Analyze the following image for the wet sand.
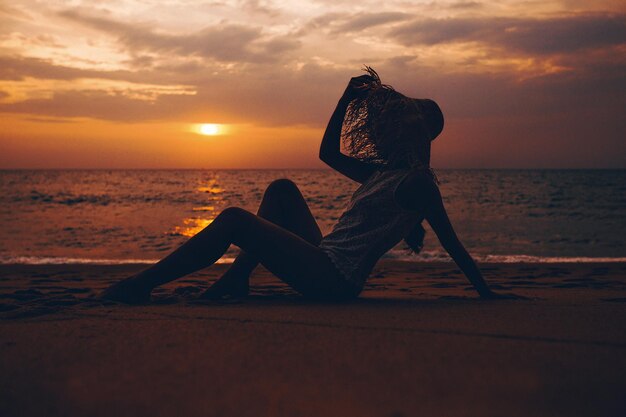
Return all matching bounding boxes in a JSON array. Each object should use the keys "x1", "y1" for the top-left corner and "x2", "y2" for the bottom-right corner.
[{"x1": 1, "y1": 261, "x2": 625, "y2": 417}]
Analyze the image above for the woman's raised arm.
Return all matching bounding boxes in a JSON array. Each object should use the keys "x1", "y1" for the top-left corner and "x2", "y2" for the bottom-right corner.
[{"x1": 319, "y1": 76, "x2": 379, "y2": 184}]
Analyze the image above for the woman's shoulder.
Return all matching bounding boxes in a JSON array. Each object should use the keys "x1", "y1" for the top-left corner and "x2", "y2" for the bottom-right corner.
[{"x1": 393, "y1": 169, "x2": 441, "y2": 212}]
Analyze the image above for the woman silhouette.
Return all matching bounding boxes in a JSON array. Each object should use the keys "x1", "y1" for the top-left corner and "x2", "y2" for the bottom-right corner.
[{"x1": 101, "y1": 67, "x2": 517, "y2": 303}]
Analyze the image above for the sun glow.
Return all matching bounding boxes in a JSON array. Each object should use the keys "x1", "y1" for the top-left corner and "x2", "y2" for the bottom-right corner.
[{"x1": 198, "y1": 123, "x2": 221, "y2": 136}]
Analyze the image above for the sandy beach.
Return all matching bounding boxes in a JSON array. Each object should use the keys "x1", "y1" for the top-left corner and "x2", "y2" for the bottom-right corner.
[{"x1": 1, "y1": 261, "x2": 625, "y2": 417}]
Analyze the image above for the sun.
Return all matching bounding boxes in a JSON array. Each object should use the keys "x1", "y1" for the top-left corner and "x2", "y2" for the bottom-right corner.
[
  {"x1": 199, "y1": 123, "x2": 220, "y2": 135},
  {"x1": 192, "y1": 123, "x2": 230, "y2": 137}
]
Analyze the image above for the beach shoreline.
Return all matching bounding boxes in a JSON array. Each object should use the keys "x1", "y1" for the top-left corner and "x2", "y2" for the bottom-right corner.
[
  {"x1": 1, "y1": 261, "x2": 625, "y2": 416},
  {"x1": 2, "y1": 260, "x2": 625, "y2": 308}
]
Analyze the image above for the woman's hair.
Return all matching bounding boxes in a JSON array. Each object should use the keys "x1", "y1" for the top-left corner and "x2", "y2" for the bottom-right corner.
[{"x1": 341, "y1": 66, "x2": 431, "y2": 169}]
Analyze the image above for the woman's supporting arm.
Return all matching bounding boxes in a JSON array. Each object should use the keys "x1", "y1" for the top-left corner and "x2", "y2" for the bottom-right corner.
[
  {"x1": 319, "y1": 77, "x2": 379, "y2": 184},
  {"x1": 426, "y1": 199, "x2": 494, "y2": 297},
  {"x1": 394, "y1": 172, "x2": 500, "y2": 298}
]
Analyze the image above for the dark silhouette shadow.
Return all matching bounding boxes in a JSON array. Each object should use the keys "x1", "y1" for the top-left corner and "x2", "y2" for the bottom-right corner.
[{"x1": 99, "y1": 67, "x2": 523, "y2": 305}]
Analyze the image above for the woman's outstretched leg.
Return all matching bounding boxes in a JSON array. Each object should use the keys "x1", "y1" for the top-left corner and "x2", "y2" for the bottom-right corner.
[
  {"x1": 100, "y1": 206, "x2": 241, "y2": 303},
  {"x1": 101, "y1": 204, "x2": 353, "y2": 304},
  {"x1": 202, "y1": 178, "x2": 322, "y2": 299}
]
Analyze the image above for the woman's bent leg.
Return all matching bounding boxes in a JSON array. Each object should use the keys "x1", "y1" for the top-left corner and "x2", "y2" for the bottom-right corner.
[
  {"x1": 217, "y1": 207, "x2": 355, "y2": 299},
  {"x1": 203, "y1": 178, "x2": 322, "y2": 298}
]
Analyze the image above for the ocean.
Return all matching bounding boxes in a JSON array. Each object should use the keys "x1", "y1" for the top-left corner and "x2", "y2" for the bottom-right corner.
[{"x1": 1, "y1": 169, "x2": 625, "y2": 264}]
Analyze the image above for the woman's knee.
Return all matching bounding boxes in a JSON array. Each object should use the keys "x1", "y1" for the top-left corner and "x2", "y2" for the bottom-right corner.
[
  {"x1": 265, "y1": 178, "x2": 299, "y2": 197},
  {"x1": 215, "y1": 207, "x2": 253, "y2": 229},
  {"x1": 214, "y1": 206, "x2": 262, "y2": 240}
]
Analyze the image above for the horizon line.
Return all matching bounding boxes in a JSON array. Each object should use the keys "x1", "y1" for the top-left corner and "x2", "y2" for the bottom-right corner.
[{"x1": 1, "y1": 167, "x2": 625, "y2": 171}]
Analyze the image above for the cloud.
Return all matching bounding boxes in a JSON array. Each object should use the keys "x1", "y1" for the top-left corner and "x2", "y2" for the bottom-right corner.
[
  {"x1": 23, "y1": 116, "x2": 77, "y2": 124},
  {"x1": 58, "y1": 9, "x2": 300, "y2": 63},
  {"x1": 448, "y1": 1, "x2": 483, "y2": 9},
  {"x1": 0, "y1": 3, "x2": 31, "y2": 20},
  {"x1": 294, "y1": 12, "x2": 347, "y2": 36},
  {"x1": 332, "y1": 12, "x2": 412, "y2": 33},
  {"x1": 0, "y1": 60, "x2": 349, "y2": 124},
  {"x1": 0, "y1": 55, "x2": 137, "y2": 82},
  {"x1": 389, "y1": 13, "x2": 626, "y2": 54},
  {"x1": 239, "y1": 0, "x2": 282, "y2": 18},
  {"x1": 296, "y1": 11, "x2": 412, "y2": 37},
  {"x1": 0, "y1": 89, "x2": 189, "y2": 122}
]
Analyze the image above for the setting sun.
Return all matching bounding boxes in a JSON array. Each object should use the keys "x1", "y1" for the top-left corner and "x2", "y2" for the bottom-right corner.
[{"x1": 198, "y1": 123, "x2": 221, "y2": 136}]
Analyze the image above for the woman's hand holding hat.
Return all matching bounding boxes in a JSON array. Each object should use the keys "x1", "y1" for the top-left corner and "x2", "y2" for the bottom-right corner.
[{"x1": 341, "y1": 75, "x2": 374, "y2": 102}]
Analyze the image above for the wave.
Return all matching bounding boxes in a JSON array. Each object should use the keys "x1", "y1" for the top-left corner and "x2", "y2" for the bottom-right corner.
[
  {"x1": 1, "y1": 254, "x2": 625, "y2": 265},
  {"x1": 476, "y1": 255, "x2": 626, "y2": 263},
  {"x1": 0, "y1": 256, "x2": 236, "y2": 265},
  {"x1": 390, "y1": 250, "x2": 626, "y2": 263}
]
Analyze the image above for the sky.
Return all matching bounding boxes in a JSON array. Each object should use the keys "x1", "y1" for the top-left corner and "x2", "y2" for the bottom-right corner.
[{"x1": 0, "y1": 0, "x2": 624, "y2": 169}]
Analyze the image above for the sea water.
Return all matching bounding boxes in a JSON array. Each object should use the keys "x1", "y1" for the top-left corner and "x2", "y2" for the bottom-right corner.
[{"x1": 1, "y1": 169, "x2": 625, "y2": 264}]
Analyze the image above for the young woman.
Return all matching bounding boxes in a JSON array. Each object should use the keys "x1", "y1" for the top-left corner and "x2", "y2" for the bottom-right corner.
[{"x1": 101, "y1": 67, "x2": 519, "y2": 303}]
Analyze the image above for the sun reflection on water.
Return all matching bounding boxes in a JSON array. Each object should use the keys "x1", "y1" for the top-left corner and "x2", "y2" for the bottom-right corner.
[
  {"x1": 197, "y1": 179, "x2": 223, "y2": 194},
  {"x1": 171, "y1": 178, "x2": 223, "y2": 237},
  {"x1": 171, "y1": 218, "x2": 215, "y2": 237}
]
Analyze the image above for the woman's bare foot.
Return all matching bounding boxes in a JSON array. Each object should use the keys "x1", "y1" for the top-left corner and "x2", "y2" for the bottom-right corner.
[
  {"x1": 99, "y1": 275, "x2": 153, "y2": 304},
  {"x1": 199, "y1": 271, "x2": 249, "y2": 300}
]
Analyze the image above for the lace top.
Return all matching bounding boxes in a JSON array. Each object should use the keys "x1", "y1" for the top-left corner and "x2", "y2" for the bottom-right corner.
[{"x1": 318, "y1": 168, "x2": 424, "y2": 287}]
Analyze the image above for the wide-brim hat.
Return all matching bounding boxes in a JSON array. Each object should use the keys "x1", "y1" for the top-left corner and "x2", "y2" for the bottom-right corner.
[{"x1": 411, "y1": 98, "x2": 444, "y2": 141}]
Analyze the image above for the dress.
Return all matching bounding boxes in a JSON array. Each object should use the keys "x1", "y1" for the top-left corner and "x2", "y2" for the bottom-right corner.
[{"x1": 318, "y1": 167, "x2": 424, "y2": 288}]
